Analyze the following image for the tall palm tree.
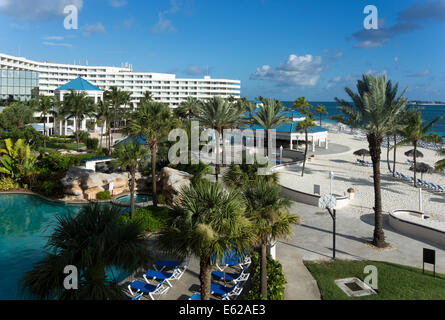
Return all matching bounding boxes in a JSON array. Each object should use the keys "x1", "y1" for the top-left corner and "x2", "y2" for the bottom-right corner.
[
  {"x1": 127, "y1": 101, "x2": 179, "y2": 207},
  {"x1": 240, "y1": 99, "x2": 257, "y2": 127},
  {"x1": 157, "y1": 179, "x2": 253, "y2": 300},
  {"x1": 104, "y1": 87, "x2": 132, "y2": 146},
  {"x1": 293, "y1": 96, "x2": 313, "y2": 115},
  {"x1": 113, "y1": 141, "x2": 149, "y2": 218},
  {"x1": 95, "y1": 99, "x2": 112, "y2": 151},
  {"x1": 195, "y1": 97, "x2": 242, "y2": 182},
  {"x1": 336, "y1": 74, "x2": 408, "y2": 248},
  {"x1": 243, "y1": 180, "x2": 299, "y2": 299},
  {"x1": 395, "y1": 109, "x2": 443, "y2": 187},
  {"x1": 314, "y1": 104, "x2": 328, "y2": 126},
  {"x1": 253, "y1": 98, "x2": 292, "y2": 157},
  {"x1": 140, "y1": 90, "x2": 153, "y2": 104},
  {"x1": 386, "y1": 107, "x2": 410, "y2": 176},
  {"x1": 60, "y1": 90, "x2": 96, "y2": 151},
  {"x1": 21, "y1": 203, "x2": 151, "y2": 300},
  {"x1": 296, "y1": 116, "x2": 316, "y2": 177},
  {"x1": 29, "y1": 95, "x2": 55, "y2": 152}
]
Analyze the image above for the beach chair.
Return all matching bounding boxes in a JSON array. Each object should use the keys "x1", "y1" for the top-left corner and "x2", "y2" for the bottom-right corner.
[
  {"x1": 128, "y1": 280, "x2": 170, "y2": 300},
  {"x1": 143, "y1": 268, "x2": 184, "y2": 287},
  {"x1": 210, "y1": 282, "x2": 242, "y2": 300},
  {"x1": 189, "y1": 293, "x2": 201, "y2": 300},
  {"x1": 212, "y1": 269, "x2": 250, "y2": 283},
  {"x1": 131, "y1": 293, "x2": 144, "y2": 301}
]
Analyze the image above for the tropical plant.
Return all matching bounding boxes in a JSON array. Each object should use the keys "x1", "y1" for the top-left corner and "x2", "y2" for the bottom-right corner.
[
  {"x1": 243, "y1": 180, "x2": 298, "y2": 299},
  {"x1": 157, "y1": 179, "x2": 253, "y2": 300},
  {"x1": 314, "y1": 105, "x2": 328, "y2": 126},
  {"x1": 21, "y1": 203, "x2": 151, "y2": 300},
  {"x1": 113, "y1": 141, "x2": 149, "y2": 218},
  {"x1": 104, "y1": 87, "x2": 132, "y2": 149},
  {"x1": 395, "y1": 109, "x2": 443, "y2": 187},
  {"x1": 120, "y1": 206, "x2": 172, "y2": 233},
  {"x1": 95, "y1": 99, "x2": 112, "y2": 152},
  {"x1": 435, "y1": 149, "x2": 445, "y2": 172},
  {"x1": 385, "y1": 107, "x2": 410, "y2": 176},
  {"x1": 174, "y1": 97, "x2": 201, "y2": 121},
  {"x1": 253, "y1": 98, "x2": 292, "y2": 157},
  {"x1": 127, "y1": 101, "x2": 179, "y2": 207},
  {"x1": 140, "y1": 91, "x2": 154, "y2": 104},
  {"x1": 195, "y1": 97, "x2": 242, "y2": 182},
  {"x1": 30, "y1": 95, "x2": 56, "y2": 152},
  {"x1": 0, "y1": 102, "x2": 35, "y2": 130},
  {"x1": 335, "y1": 74, "x2": 408, "y2": 248},
  {"x1": 0, "y1": 138, "x2": 37, "y2": 185},
  {"x1": 59, "y1": 90, "x2": 96, "y2": 151},
  {"x1": 296, "y1": 116, "x2": 316, "y2": 177}
]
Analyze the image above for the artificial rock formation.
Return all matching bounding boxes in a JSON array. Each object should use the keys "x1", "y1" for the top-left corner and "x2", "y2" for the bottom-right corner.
[
  {"x1": 158, "y1": 167, "x2": 193, "y2": 204},
  {"x1": 60, "y1": 166, "x2": 149, "y2": 201}
]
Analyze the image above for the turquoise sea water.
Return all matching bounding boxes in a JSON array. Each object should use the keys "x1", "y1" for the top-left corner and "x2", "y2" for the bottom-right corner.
[
  {"x1": 282, "y1": 101, "x2": 445, "y2": 138},
  {"x1": 116, "y1": 194, "x2": 153, "y2": 205},
  {"x1": 0, "y1": 194, "x2": 127, "y2": 300}
]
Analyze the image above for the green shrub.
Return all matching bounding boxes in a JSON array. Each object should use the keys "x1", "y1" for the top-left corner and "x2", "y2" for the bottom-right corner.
[
  {"x1": 157, "y1": 194, "x2": 167, "y2": 205},
  {"x1": 0, "y1": 176, "x2": 19, "y2": 191},
  {"x1": 86, "y1": 138, "x2": 99, "y2": 151},
  {"x1": 246, "y1": 251, "x2": 287, "y2": 300},
  {"x1": 37, "y1": 180, "x2": 64, "y2": 198},
  {"x1": 78, "y1": 131, "x2": 90, "y2": 143},
  {"x1": 96, "y1": 190, "x2": 111, "y2": 200},
  {"x1": 120, "y1": 206, "x2": 171, "y2": 232}
]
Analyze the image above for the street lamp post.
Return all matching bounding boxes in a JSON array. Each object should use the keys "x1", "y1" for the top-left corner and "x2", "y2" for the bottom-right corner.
[{"x1": 329, "y1": 171, "x2": 335, "y2": 195}]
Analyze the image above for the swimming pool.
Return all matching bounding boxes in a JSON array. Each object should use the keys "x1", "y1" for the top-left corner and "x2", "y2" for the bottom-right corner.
[
  {"x1": 0, "y1": 194, "x2": 127, "y2": 300},
  {"x1": 115, "y1": 194, "x2": 153, "y2": 206}
]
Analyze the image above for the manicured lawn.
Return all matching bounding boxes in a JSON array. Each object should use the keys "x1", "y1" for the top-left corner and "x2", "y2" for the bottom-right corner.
[{"x1": 304, "y1": 260, "x2": 445, "y2": 300}]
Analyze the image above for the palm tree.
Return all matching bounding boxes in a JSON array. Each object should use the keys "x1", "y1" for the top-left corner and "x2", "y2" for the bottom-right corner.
[
  {"x1": 386, "y1": 107, "x2": 410, "y2": 176},
  {"x1": 253, "y1": 98, "x2": 292, "y2": 157},
  {"x1": 127, "y1": 101, "x2": 179, "y2": 207},
  {"x1": 195, "y1": 97, "x2": 242, "y2": 182},
  {"x1": 30, "y1": 95, "x2": 55, "y2": 152},
  {"x1": 434, "y1": 149, "x2": 445, "y2": 172},
  {"x1": 104, "y1": 87, "x2": 132, "y2": 147},
  {"x1": 175, "y1": 97, "x2": 201, "y2": 122},
  {"x1": 336, "y1": 74, "x2": 408, "y2": 248},
  {"x1": 293, "y1": 96, "x2": 313, "y2": 115},
  {"x1": 21, "y1": 203, "x2": 151, "y2": 300},
  {"x1": 296, "y1": 116, "x2": 316, "y2": 177},
  {"x1": 157, "y1": 179, "x2": 253, "y2": 300},
  {"x1": 395, "y1": 109, "x2": 443, "y2": 187},
  {"x1": 240, "y1": 99, "x2": 257, "y2": 127},
  {"x1": 243, "y1": 179, "x2": 299, "y2": 299},
  {"x1": 113, "y1": 141, "x2": 149, "y2": 218},
  {"x1": 314, "y1": 105, "x2": 328, "y2": 127},
  {"x1": 60, "y1": 90, "x2": 96, "y2": 151},
  {"x1": 140, "y1": 91, "x2": 153, "y2": 104},
  {"x1": 95, "y1": 99, "x2": 112, "y2": 151}
]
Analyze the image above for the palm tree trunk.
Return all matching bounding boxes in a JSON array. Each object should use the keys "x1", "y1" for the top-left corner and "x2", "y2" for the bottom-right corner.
[
  {"x1": 260, "y1": 242, "x2": 268, "y2": 299},
  {"x1": 151, "y1": 144, "x2": 158, "y2": 207},
  {"x1": 368, "y1": 133, "x2": 386, "y2": 248},
  {"x1": 43, "y1": 120, "x2": 47, "y2": 153},
  {"x1": 130, "y1": 169, "x2": 136, "y2": 219},
  {"x1": 413, "y1": 141, "x2": 417, "y2": 187},
  {"x1": 76, "y1": 118, "x2": 80, "y2": 151},
  {"x1": 302, "y1": 130, "x2": 308, "y2": 177},
  {"x1": 199, "y1": 256, "x2": 212, "y2": 300},
  {"x1": 99, "y1": 122, "x2": 104, "y2": 150},
  {"x1": 392, "y1": 134, "x2": 397, "y2": 177},
  {"x1": 386, "y1": 137, "x2": 391, "y2": 172},
  {"x1": 215, "y1": 130, "x2": 220, "y2": 182}
]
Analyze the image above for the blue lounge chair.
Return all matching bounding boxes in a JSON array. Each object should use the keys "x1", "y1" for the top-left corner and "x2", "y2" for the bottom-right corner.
[
  {"x1": 143, "y1": 268, "x2": 185, "y2": 287},
  {"x1": 128, "y1": 280, "x2": 169, "y2": 300},
  {"x1": 210, "y1": 283, "x2": 243, "y2": 300},
  {"x1": 212, "y1": 270, "x2": 250, "y2": 283},
  {"x1": 189, "y1": 293, "x2": 201, "y2": 300}
]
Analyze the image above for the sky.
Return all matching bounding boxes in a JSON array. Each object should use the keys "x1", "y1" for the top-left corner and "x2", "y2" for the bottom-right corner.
[{"x1": 0, "y1": 0, "x2": 444, "y2": 101}]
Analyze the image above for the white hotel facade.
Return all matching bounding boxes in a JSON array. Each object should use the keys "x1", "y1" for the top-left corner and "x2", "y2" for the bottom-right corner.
[{"x1": 0, "y1": 53, "x2": 241, "y2": 135}]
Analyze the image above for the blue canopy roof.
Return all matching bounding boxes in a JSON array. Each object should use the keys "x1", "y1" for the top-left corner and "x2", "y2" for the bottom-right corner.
[
  {"x1": 242, "y1": 122, "x2": 328, "y2": 134},
  {"x1": 56, "y1": 77, "x2": 101, "y2": 91}
]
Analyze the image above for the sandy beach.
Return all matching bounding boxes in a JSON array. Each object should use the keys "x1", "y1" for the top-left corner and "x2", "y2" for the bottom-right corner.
[{"x1": 277, "y1": 124, "x2": 445, "y2": 222}]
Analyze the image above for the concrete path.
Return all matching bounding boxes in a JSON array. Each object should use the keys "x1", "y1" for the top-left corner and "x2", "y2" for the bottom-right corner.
[{"x1": 276, "y1": 241, "x2": 321, "y2": 300}]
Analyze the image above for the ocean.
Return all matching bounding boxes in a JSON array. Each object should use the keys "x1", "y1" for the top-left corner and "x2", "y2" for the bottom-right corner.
[{"x1": 282, "y1": 101, "x2": 445, "y2": 138}]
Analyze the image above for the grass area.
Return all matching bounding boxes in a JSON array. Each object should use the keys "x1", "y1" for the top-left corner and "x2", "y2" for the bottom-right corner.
[
  {"x1": 304, "y1": 259, "x2": 445, "y2": 300},
  {"x1": 45, "y1": 141, "x2": 86, "y2": 152}
]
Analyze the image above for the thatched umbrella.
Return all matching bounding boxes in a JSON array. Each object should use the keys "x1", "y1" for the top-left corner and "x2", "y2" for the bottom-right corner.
[
  {"x1": 354, "y1": 149, "x2": 370, "y2": 160},
  {"x1": 405, "y1": 149, "x2": 424, "y2": 158},
  {"x1": 410, "y1": 162, "x2": 433, "y2": 180}
]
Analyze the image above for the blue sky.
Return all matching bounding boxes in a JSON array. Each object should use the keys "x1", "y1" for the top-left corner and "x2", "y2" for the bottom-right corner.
[{"x1": 0, "y1": 0, "x2": 444, "y2": 101}]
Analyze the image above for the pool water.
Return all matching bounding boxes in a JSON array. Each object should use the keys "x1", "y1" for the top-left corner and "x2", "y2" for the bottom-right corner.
[
  {"x1": 115, "y1": 194, "x2": 153, "y2": 205},
  {"x1": 0, "y1": 194, "x2": 127, "y2": 300}
]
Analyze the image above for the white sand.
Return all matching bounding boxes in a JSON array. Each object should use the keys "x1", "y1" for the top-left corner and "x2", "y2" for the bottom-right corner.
[{"x1": 277, "y1": 125, "x2": 445, "y2": 222}]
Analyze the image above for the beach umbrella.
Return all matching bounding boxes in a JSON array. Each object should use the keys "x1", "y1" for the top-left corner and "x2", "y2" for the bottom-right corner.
[
  {"x1": 354, "y1": 149, "x2": 370, "y2": 160},
  {"x1": 405, "y1": 149, "x2": 424, "y2": 158},
  {"x1": 409, "y1": 162, "x2": 433, "y2": 180}
]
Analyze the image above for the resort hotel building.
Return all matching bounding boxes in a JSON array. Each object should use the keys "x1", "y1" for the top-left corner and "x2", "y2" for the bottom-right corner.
[{"x1": 0, "y1": 52, "x2": 241, "y2": 136}]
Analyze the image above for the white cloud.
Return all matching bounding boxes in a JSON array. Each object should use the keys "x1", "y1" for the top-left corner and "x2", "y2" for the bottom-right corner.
[
  {"x1": 251, "y1": 54, "x2": 323, "y2": 87},
  {"x1": 150, "y1": 0, "x2": 180, "y2": 34},
  {"x1": 109, "y1": 0, "x2": 127, "y2": 8},
  {"x1": 331, "y1": 52, "x2": 344, "y2": 60},
  {"x1": 394, "y1": 56, "x2": 399, "y2": 63},
  {"x1": 42, "y1": 41, "x2": 72, "y2": 47},
  {"x1": 0, "y1": 0, "x2": 83, "y2": 20},
  {"x1": 43, "y1": 36, "x2": 64, "y2": 41},
  {"x1": 408, "y1": 69, "x2": 431, "y2": 77},
  {"x1": 83, "y1": 22, "x2": 106, "y2": 36}
]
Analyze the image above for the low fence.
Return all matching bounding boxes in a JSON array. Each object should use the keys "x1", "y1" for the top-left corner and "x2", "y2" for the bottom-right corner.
[{"x1": 389, "y1": 210, "x2": 445, "y2": 248}]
